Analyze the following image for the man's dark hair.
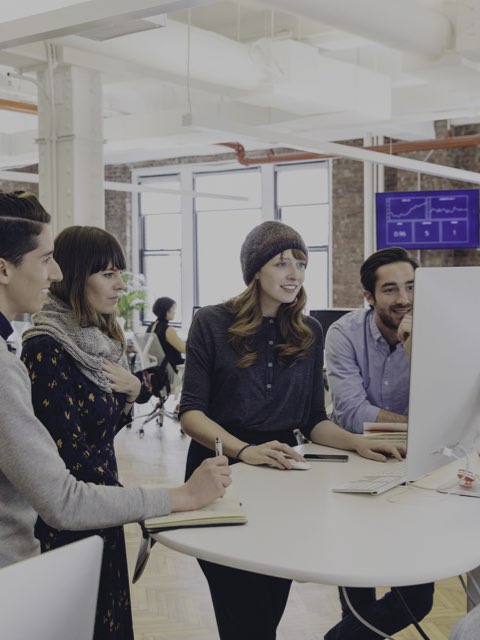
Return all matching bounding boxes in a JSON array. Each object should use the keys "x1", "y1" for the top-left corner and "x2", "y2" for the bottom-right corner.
[
  {"x1": 0, "y1": 191, "x2": 51, "y2": 265},
  {"x1": 360, "y1": 247, "x2": 419, "y2": 296}
]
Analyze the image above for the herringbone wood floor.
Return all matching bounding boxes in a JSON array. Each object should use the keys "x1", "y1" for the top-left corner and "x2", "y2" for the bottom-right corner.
[{"x1": 116, "y1": 398, "x2": 467, "y2": 639}]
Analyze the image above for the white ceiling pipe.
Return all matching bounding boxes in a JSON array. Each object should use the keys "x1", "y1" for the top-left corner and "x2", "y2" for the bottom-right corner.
[
  {"x1": 261, "y1": 0, "x2": 453, "y2": 58},
  {"x1": 0, "y1": 171, "x2": 247, "y2": 200},
  {"x1": 66, "y1": 19, "x2": 264, "y2": 92}
]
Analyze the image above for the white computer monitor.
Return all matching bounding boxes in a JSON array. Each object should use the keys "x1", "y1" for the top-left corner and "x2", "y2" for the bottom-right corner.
[
  {"x1": 0, "y1": 536, "x2": 102, "y2": 640},
  {"x1": 406, "y1": 266, "x2": 480, "y2": 482}
]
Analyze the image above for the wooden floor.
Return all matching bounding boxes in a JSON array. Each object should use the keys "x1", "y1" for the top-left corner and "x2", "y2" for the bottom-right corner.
[{"x1": 116, "y1": 398, "x2": 466, "y2": 640}]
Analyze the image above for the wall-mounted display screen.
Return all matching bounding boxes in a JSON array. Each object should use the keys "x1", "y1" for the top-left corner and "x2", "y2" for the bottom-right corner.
[{"x1": 376, "y1": 189, "x2": 480, "y2": 250}]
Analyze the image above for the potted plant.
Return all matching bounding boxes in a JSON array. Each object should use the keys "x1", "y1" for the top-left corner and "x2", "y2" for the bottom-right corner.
[{"x1": 116, "y1": 271, "x2": 148, "y2": 332}]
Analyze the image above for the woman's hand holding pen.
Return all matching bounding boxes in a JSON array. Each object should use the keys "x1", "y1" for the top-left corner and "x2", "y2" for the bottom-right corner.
[
  {"x1": 170, "y1": 457, "x2": 232, "y2": 512},
  {"x1": 102, "y1": 359, "x2": 141, "y2": 403},
  {"x1": 238, "y1": 440, "x2": 306, "y2": 470}
]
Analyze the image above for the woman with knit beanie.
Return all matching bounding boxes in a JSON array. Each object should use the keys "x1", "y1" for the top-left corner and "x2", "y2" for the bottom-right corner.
[{"x1": 179, "y1": 220, "x2": 406, "y2": 640}]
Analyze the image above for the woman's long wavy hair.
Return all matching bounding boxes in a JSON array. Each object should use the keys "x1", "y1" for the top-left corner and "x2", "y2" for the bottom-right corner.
[
  {"x1": 226, "y1": 249, "x2": 314, "y2": 368},
  {"x1": 50, "y1": 226, "x2": 127, "y2": 348}
]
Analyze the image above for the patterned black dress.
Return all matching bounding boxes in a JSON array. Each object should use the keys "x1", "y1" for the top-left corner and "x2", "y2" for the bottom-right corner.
[{"x1": 22, "y1": 335, "x2": 135, "y2": 640}]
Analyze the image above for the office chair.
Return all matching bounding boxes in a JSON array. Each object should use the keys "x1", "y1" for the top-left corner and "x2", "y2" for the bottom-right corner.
[{"x1": 128, "y1": 333, "x2": 180, "y2": 437}]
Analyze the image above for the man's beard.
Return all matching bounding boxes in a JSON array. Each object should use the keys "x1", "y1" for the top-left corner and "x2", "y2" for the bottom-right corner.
[{"x1": 377, "y1": 308, "x2": 403, "y2": 331}]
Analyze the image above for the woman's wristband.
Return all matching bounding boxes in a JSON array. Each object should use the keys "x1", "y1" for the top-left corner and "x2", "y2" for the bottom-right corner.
[{"x1": 235, "y1": 443, "x2": 254, "y2": 461}]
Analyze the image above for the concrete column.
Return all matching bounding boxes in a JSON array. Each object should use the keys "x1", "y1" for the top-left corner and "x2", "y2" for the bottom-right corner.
[{"x1": 37, "y1": 62, "x2": 104, "y2": 233}]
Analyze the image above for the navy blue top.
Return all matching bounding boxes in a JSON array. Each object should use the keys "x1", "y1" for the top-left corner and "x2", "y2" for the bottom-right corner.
[
  {"x1": 180, "y1": 304, "x2": 327, "y2": 439},
  {"x1": 21, "y1": 334, "x2": 135, "y2": 639}
]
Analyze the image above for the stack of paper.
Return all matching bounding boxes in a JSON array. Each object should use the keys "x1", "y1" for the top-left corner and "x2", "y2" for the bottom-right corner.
[{"x1": 363, "y1": 422, "x2": 407, "y2": 443}]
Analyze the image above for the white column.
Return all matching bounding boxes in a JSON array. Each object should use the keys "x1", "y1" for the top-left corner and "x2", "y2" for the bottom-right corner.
[{"x1": 37, "y1": 62, "x2": 104, "y2": 233}]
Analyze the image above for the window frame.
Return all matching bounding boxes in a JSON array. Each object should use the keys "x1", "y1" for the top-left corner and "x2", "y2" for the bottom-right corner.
[{"x1": 132, "y1": 158, "x2": 332, "y2": 331}]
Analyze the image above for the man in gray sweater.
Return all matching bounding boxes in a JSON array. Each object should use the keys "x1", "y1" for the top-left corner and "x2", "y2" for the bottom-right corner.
[{"x1": 0, "y1": 191, "x2": 231, "y2": 568}]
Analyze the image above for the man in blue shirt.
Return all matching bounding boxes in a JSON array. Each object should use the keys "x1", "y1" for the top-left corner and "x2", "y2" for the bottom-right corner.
[
  {"x1": 325, "y1": 247, "x2": 416, "y2": 434},
  {"x1": 324, "y1": 248, "x2": 434, "y2": 639}
]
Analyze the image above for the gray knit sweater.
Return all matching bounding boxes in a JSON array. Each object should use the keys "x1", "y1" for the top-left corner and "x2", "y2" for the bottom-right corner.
[{"x1": 0, "y1": 336, "x2": 171, "y2": 568}]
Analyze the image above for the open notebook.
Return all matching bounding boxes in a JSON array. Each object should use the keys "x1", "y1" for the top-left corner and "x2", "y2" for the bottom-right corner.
[
  {"x1": 145, "y1": 487, "x2": 247, "y2": 532},
  {"x1": 133, "y1": 488, "x2": 247, "y2": 583}
]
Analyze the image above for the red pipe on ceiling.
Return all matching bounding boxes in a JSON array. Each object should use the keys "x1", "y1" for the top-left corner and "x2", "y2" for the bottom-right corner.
[{"x1": 217, "y1": 133, "x2": 480, "y2": 165}]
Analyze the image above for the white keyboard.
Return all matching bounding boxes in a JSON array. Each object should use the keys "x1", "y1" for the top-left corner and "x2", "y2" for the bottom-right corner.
[{"x1": 332, "y1": 472, "x2": 406, "y2": 495}]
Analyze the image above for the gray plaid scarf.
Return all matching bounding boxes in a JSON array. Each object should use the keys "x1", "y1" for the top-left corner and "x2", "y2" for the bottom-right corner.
[{"x1": 22, "y1": 294, "x2": 128, "y2": 392}]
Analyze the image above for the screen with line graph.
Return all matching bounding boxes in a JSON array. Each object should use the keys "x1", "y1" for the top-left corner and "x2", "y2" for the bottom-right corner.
[{"x1": 375, "y1": 189, "x2": 480, "y2": 250}]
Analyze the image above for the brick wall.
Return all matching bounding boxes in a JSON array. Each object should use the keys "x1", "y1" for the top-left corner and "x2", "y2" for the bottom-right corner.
[
  {"x1": 331, "y1": 152, "x2": 365, "y2": 307},
  {"x1": 0, "y1": 165, "x2": 40, "y2": 198},
  {"x1": 104, "y1": 164, "x2": 133, "y2": 266}
]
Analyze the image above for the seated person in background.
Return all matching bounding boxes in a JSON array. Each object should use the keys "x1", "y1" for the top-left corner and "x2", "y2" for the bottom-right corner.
[
  {"x1": 147, "y1": 296, "x2": 185, "y2": 373},
  {"x1": 324, "y1": 247, "x2": 434, "y2": 640},
  {"x1": 325, "y1": 247, "x2": 417, "y2": 435}
]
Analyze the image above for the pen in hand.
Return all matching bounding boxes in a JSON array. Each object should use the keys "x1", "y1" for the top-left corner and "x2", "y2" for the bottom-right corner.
[{"x1": 215, "y1": 437, "x2": 223, "y2": 457}]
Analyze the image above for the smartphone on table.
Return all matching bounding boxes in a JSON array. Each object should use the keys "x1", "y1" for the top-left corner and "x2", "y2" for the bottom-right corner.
[{"x1": 303, "y1": 453, "x2": 349, "y2": 462}]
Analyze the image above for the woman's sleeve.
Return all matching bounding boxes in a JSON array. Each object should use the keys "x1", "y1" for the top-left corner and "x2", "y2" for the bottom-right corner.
[
  {"x1": 21, "y1": 338, "x2": 120, "y2": 486},
  {"x1": 178, "y1": 314, "x2": 213, "y2": 417},
  {"x1": 300, "y1": 320, "x2": 329, "y2": 439}
]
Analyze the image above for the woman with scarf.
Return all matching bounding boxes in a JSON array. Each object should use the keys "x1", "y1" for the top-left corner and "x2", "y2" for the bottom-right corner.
[{"x1": 22, "y1": 225, "x2": 179, "y2": 640}]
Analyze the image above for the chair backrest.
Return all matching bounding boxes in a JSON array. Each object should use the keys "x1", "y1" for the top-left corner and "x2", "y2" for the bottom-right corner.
[
  {"x1": 132, "y1": 332, "x2": 161, "y2": 369},
  {"x1": 0, "y1": 536, "x2": 102, "y2": 640},
  {"x1": 132, "y1": 332, "x2": 180, "y2": 396}
]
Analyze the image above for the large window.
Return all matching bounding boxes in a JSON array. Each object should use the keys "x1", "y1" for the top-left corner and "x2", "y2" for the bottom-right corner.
[
  {"x1": 276, "y1": 163, "x2": 330, "y2": 310},
  {"x1": 138, "y1": 174, "x2": 183, "y2": 324},
  {"x1": 195, "y1": 169, "x2": 262, "y2": 306},
  {"x1": 135, "y1": 159, "x2": 331, "y2": 328}
]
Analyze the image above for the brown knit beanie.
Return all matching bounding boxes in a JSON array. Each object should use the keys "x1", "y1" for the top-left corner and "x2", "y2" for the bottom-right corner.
[{"x1": 240, "y1": 220, "x2": 308, "y2": 285}]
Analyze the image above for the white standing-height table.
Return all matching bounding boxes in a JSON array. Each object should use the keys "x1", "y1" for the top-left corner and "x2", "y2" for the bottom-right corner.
[{"x1": 153, "y1": 444, "x2": 480, "y2": 587}]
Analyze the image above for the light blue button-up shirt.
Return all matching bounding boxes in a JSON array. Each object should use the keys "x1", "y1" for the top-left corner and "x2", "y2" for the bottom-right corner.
[{"x1": 325, "y1": 309, "x2": 409, "y2": 433}]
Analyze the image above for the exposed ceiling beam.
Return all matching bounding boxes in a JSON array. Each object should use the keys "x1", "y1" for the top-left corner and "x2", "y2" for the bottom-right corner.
[
  {"x1": 0, "y1": 170, "x2": 247, "y2": 201},
  {"x1": 0, "y1": 0, "x2": 215, "y2": 49},
  {"x1": 186, "y1": 115, "x2": 480, "y2": 186}
]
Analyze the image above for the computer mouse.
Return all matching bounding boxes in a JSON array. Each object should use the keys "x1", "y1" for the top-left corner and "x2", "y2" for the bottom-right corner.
[{"x1": 287, "y1": 459, "x2": 311, "y2": 470}]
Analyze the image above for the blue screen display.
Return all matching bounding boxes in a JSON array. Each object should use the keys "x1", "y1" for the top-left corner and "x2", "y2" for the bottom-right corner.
[{"x1": 376, "y1": 189, "x2": 480, "y2": 250}]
